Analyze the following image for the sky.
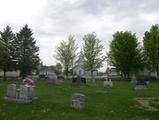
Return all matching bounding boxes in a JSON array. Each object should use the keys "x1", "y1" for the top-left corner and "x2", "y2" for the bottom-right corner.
[{"x1": 0, "y1": 0, "x2": 159, "y2": 71}]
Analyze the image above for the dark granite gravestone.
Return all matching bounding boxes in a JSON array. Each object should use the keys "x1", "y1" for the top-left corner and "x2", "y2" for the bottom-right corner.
[
  {"x1": 72, "y1": 76, "x2": 86, "y2": 86},
  {"x1": 57, "y1": 75, "x2": 65, "y2": 83},
  {"x1": 135, "y1": 75, "x2": 148, "y2": 90}
]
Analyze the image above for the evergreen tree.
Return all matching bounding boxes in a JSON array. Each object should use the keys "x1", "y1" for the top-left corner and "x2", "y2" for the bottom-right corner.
[
  {"x1": 14, "y1": 25, "x2": 40, "y2": 77},
  {"x1": 0, "y1": 26, "x2": 15, "y2": 80}
]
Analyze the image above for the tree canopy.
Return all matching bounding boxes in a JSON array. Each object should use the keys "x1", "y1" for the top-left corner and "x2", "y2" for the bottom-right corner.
[
  {"x1": 108, "y1": 31, "x2": 144, "y2": 79},
  {"x1": 82, "y1": 32, "x2": 105, "y2": 81},
  {"x1": 143, "y1": 24, "x2": 159, "y2": 79},
  {"x1": 13, "y1": 25, "x2": 40, "y2": 77},
  {"x1": 55, "y1": 35, "x2": 78, "y2": 77},
  {"x1": 0, "y1": 26, "x2": 15, "y2": 80}
]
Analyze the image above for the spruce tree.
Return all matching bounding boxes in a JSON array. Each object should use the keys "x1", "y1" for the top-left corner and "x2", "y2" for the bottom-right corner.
[
  {"x1": 14, "y1": 25, "x2": 40, "y2": 77},
  {"x1": 0, "y1": 26, "x2": 15, "y2": 80}
]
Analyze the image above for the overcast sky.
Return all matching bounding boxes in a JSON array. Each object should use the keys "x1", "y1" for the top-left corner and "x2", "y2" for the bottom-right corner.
[{"x1": 0, "y1": 0, "x2": 159, "y2": 71}]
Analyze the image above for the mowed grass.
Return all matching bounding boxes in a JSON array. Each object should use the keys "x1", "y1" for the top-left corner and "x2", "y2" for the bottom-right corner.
[{"x1": 0, "y1": 79, "x2": 159, "y2": 120}]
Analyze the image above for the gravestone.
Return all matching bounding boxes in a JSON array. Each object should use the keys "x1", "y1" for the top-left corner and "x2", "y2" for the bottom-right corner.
[
  {"x1": 28, "y1": 86, "x2": 35, "y2": 99},
  {"x1": 72, "y1": 76, "x2": 86, "y2": 86},
  {"x1": 131, "y1": 74, "x2": 137, "y2": 84},
  {"x1": 104, "y1": 77, "x2": 113, "y2": 88},
  {"x1": 7, "y1": 84, "x2": 16, "y2": 99},
  {"x1": 135, "y1": 75, "x2": 148, "y2": 90},
  {"x1": 6, "y1": 83, "x2": 36, "y2": 103},
  {"x1": 47, "y1": 74, "x2": 57, "y2": 84},
  {"x1": 19, "y1": 85, "x2": 30, "y2": 101},
  {"x1": 57, "y1": 75, "x2": 65, "y2": 83},
  {"x1": 22, "y1": 78, "x2": 34, "y2": 86},
  {"x1": 135, "y1": 81, "x2": 147, "y2": 90},
  {"x1": 71, "y1": 93, "x2": 85, "y2": 110}
]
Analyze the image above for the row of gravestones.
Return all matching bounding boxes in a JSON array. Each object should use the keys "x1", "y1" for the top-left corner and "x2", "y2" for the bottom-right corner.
[
  {"x1": 71, "y1": 75, "x2": 149, "y2": 90},
  {"x1": 70, "y1": 75, "x2": 150, "y2": 110},
  {"x1": 5, "y1": 83, "x2": 85, "y2": 110},
  {"x1": 46, "y1": 74, "x2": 65, "y2": 84},
  {"x1": 45, "y1": 72, "x2": 149, "y2": 91},
  {"x1": 5, "y1": 78, "x2": 36, "y2": 103},
  {"x1": 6, "y1": 84, "x2": 85, "y2": 110},
  {"x1": 46, "y1": 74, "x2": 87, "y2": 86}
]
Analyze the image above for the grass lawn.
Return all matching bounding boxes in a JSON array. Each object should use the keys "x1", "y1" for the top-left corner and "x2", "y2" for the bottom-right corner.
[{"x1": 0, "y1": 80, "x2": 159, "y2": 120}]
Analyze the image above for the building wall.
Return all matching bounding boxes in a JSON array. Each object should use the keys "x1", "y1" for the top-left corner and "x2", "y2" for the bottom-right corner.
[{"x1": 0, "y1": 70, "x2": 20, "y2": 77}]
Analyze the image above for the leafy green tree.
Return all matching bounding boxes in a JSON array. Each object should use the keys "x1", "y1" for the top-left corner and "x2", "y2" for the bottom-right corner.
[
  {"x1": 108, "y1": 31, "x2": 144, "y2": 79},
  {"x1": 143, "y1": 24, "x2": 159, "y2": 80},
  {"x1": 13, "y1": 25, "x2": 40, "y2": 77},
  {"x1": 0, "y1": 26, "x2": 15, "y2": 81},
  {"x1": 82, "y1": 32, "x2": 105, "y2": 82},
  {"x1": 55, "y1": 35, "x2": 78, "y2": 78}
]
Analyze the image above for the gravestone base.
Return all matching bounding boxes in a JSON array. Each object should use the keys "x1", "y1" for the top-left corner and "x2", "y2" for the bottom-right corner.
[
  {"x1": 4, "y1": 97, "x2": 33, "y2": 103},
  {"x1": 135, "y1": 85, "x2": 147, "y2": 90}
]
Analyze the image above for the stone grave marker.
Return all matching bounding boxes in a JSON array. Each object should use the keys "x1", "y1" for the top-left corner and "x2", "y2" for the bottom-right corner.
[
  {"x1": 135, "y1": 75, "x2": 148, "y2": 90},
  {"x1": 47, "y1": 74, "x2": 57, "y2": 84},
  {"x1": 135, "y1": 81, "x2": 147, "y2": 90},
  {"x1": 57, "y1": 75, "x2": 65, "y2": 83},
  {"x1": 7, "y1": 84, "x2": 16, "y2": 99},
  {"x1": 28, "y1": 86, "x2": 36, "y2": 100},
  {"x1": 71, "y1": 93, "x2": 85, "y2": 110},
  {"x1": 131, "y1": 74, "x2": 137, "y2": 84},
  {"x1": 104, "y1": 77, "x2": 113, "y2": 88},
  {"x1": 22, "y1": 78, "x2": 34, "y2": 86},
  {"x1": 19, "y1": 85, "x2": 30, "y2": 101},
  {"x1": 72, "y1": 76, "x2": 86, "y2": 86}
]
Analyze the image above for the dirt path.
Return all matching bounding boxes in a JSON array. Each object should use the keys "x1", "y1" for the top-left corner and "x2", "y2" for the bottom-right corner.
[{"x1": 135, "y1": 97, "x2": 158, "y2": 111}]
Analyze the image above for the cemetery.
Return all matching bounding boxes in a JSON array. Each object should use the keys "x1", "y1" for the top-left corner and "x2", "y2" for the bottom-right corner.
[
  {"x1": 0, "y1": 1, "x2": 159, "y2": 120},
  {"x1": 0, "y1": 78, "x2": 159, "y2": 120}
]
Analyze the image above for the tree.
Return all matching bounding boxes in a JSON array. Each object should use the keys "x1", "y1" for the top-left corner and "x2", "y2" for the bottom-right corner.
[
  {"x1": 82, "y1": 32, "x2": 105, "y2": 82},
  {"x1": 108, "y1": 31, "x2": 144, "y2": 79},
  {"x1": 55, "y1": 35, "x2": 78, "y2": 78},
  {"x1": 143, "y1": 24, "x2": 159, "y2": 80},
  {"x1": 13, "y1": 25, "x2": 40, "y2": 77},
  {"x1": 55, "y1": 63, "x2": 62, "y2": 75},
  {"x1": 0, "y1": 26, "x2": 15, "y2": 81},
  {"x1": 0, "y1": 39, "x2": 7, "y2": 71}
]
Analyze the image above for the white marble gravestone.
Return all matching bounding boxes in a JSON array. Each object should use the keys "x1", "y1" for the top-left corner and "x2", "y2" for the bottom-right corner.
[
  {"x1": 7, "y1": 84, "x2": 16, "y2": 98},
  {"x1": 28, "y1": 86, "x2": 35, "y2": 99},
  {"x1": 19, "y1": 85, "x2": 30, "y2": 101},
  {"x1": 104, "y1": 77, "x2": 113, "y2": 88},
  {"x1": 47, "y1": 74, "x2": 57, "y2": 84}
]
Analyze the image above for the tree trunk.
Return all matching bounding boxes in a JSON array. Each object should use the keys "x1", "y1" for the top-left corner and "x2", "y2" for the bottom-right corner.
[
  {"x1": 156, "y1": 64, "x2": 159, "y2": 81},
  {"x1": 127, "y1": 73, "x2": 130, "y2": 80},
  {"x1": 123, "y1": 72, "x2": 126, "y2": 79},
  {"x1": 91, "y1": 70, "x2": 95, "y2": 83},
  {"x1": 3, "y1": 68, "x2": 6, "y2": 81},
  {"x1": 65, "y1": 66, "x2": 69, "y2": 80}
]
